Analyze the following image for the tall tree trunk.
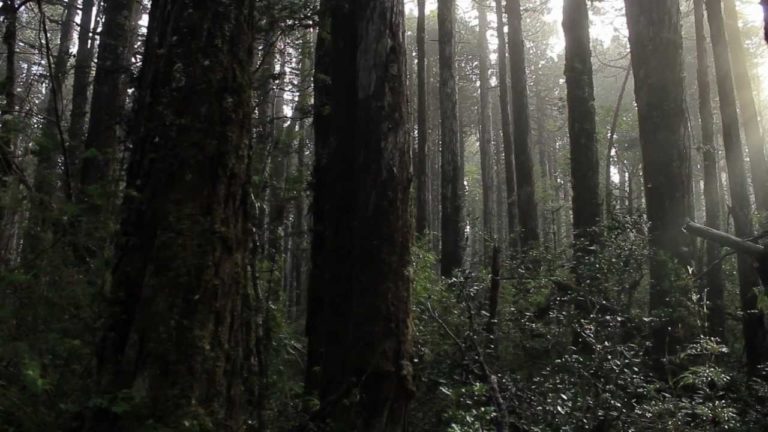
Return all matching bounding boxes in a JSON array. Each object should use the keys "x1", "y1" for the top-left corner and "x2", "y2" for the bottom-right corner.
[
  {"x1": 506, "y1": 0, "x2": 539, "y2": 248},
  {"x1": 694, "y1": 0, "x2": 726, "y2": 341},
  {"x1": 24, "y1": 0, "x2": 78, "y2": 258},
  {"x1": 604, "y1": 65, "x2": 632, "y2": 218},
  {"x1": 80, "y1": 0, "x2": 139, "y2": 205},
  {"x1": 0, "y1": 0, "x2": 18, "y2": 267},
  {"x1": 438, "y1": 0, "x2": 465, "y2": 277},
  {"x1": 563, "y1": 0, "x2": 601, "y2": 263},
  {"x1": 706, "y1": 0, "x2": 768, "y2": 375},
  {"x1": 87, "y1": 1, "x2": 257, "y2": 429},
  {"x1": 416, "y1": 0, "x2": 429, "y2": 237},
  {"x1": 723, "y1": 0, "x2": 768, "y2": 217},
  {"x1": 624, "y1": 0, "x2": 693, "y2": 369},
  {"x1": 306, "y1": 0, "x2": 413, "y2": 429},
  {"x1": 493, "y1": 0, "x2": 518, "y2": 252},
  {"x1": 68, "y1": 0, "x2": 97, "y2": 182},
  {"x1": 477, "y1": 0, "x2": 494, "y2": 264}
]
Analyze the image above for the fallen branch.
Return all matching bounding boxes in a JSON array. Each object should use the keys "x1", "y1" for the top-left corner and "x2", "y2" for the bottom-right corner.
[{"x1": 683, "y1": 221, "x2": 765, "y2": 258}]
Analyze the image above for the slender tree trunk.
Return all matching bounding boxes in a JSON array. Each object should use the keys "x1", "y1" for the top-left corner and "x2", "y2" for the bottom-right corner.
[
  {"x1": 722, "y1": 0, "x2": 768, "y2": 217},
  {"x1": 68, "y1": 0, "x2": 97, "y2": 182},
  {"x1": 604, "y1": 65, "x2": 632, "y2": 219},
  {"x1": 438, "y1": 0, "x2": 465, "y2": 277},
  {"x1": 24, "y1": 0, "x2": 78, "y2": 258},
  {"x1": 624, "y1": 0, "x2": 693, "y2": 369},
  {"x1": 706, "y1": 0, "x2": 768, "y2": 375},
  {"x1": 87, "y1": 1, "x2": 257, "y2": 429},
  {"x1": 477, "y1": 0, "x2": 494, "y2": 264},
  {"x1": 506, "y1": 0, "x2": 539, "y2": 248},
  {"x1": 563, "y1": 0, "x2": 601, "y2": 263},
  {"x1": 694, "y1": 0, "x2": 727, "y2": 341},
  {"x1": 416, "y1": 0, "x2": 429, "y2": 237},
  {"x1": 493, "y1": 0, "x2": 518, "y2": 252},
  {"x1": 306, "y1": 0, "x2": 413, "y2": 429}
]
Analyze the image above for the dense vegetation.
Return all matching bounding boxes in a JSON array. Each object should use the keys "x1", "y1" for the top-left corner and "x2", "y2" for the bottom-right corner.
[{"x1": 2, "y1": 0, "x2": 768, "y2": 430}]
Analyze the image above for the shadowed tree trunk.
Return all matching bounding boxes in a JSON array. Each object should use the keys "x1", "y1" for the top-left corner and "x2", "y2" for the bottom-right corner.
[
  {"x1": 493, "y1": 0, "x2": 518, "y2": 253},
  {"x1": 563, "y1": 0, "x2": 601, "y2": 265},
  {"x1": 0, "y1": 0, "x2": 19, "y2": 266},
  {"x1": 305, "y1": 0, "x2": 414, "y2": 429},
  {"x1": 438, "y1": 0, "x2": 465, "y2": 277},
  {"x1": 86, "y1": 1, "x2": 257, "y2": 429},
  {"x1": 506, "y1": 0, "x2": 539, "y2": 248},
  {"x1": 604, "y1": 65, "x2": 631, "y2": 218},
  {"x1": 624, "y1": 0, "x2": 693, "y2": 369},
  {"x1": 477, "y1": 0, "x2": 494, "y2": 264},
  {"x1": 416, "y1": 0, "x2": 429, "y2": 237},
  {"x1": 706, "y1": 0, "x2": 768, "y2": 375},
  {"x1": 723, "y1": 0, "x2": 768, "y2": 217},
  {"x1": 68, "y1": 0, "x2": 97, "y2": 182},
  {"x1": 694, "y1": 0, "x2": 726, "y2": 341}
]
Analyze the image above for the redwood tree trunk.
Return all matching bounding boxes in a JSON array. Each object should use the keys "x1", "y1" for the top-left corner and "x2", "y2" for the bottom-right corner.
[
  {"x1": 88, "y1": 1, "x2": 257, "y2": 429},
  {"x1": 477, "y1": 0, "x2": 494, "y2": 263},
  {"x1": 706, "y1": 0, "x2": 768, "y2": 375},
  {"x1": 624, "y1": 0, "x2": 693, "y2": 368},
  {"x1": 305, "y1": 0, "x2": 413, "y2": 429},
  {"x1": 563, "y1": 0, "x2": 601, "y2": 262},
  {"x1": 493, "y1": 0, "x2": 519, "y2": 252},
  {"x1": 416, "y1": 0, "x2": 429, "y2": 237},
  {"x1": 506, "y1": 0, "x2": 539, "y2": 248},
  {"x1": 68, "y1": 0, "x2": 97, "y2": 182},
  {"x1": 438, "y1": 0, "x2": 465, "y2": 276},
  {"x1": 694, "y1": 0, "x2": 726, "y2": 340}
]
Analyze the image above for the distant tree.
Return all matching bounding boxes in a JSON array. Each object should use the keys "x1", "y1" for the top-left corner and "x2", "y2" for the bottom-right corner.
[
  {"x1": 305, "y1": 0, "x2": 414, "y2": 429},
  {"x1": 477, "y1": 0, "x2": 494, "y2": 263},
  {"x1": 706, "y1": 0, "x2": 768, "y2": 375},
  {"x1": 416, "y1": 0, "x2": 429, "y2": 237},
  {"x1": 87, "y1": 1, "x2": 257, "y2": 428},
  {"x1": 506, "y1": 0, "x2": 539, "y2": 248},
  {"x1": 693, "y1": 0, "x2": 726, "y2": 340},
  {"x1": 493, "y1": 0, "x2": 518, "y2": 252},
  {"x1": 438, "y1": 0, "x2": 465, "y2": 276},
  {"x1": 68, "y1": 0, "x2": 97, "y2": 179},
  {"x1": 624, "y1": 0, "x2": 693, "y2": 368}
]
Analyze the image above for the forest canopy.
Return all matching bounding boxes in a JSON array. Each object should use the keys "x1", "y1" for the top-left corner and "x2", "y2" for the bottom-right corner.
[{"x1": 2, "y1": 0, "x2": 768, "y2": 431}]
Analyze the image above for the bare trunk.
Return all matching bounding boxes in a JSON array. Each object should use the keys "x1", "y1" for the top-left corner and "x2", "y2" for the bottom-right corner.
[
  {"x1": 477, "y1": 0, "x2": 494, "y2": 264},
  {"x1": 416, "y1": 0, "x2": 429, "y2": 237}
]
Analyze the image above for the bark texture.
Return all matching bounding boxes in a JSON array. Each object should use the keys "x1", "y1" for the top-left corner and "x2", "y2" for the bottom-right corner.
[
  {"x1": 506, "y1": 0, "x2": 539, "y2": 248},
  {"x1": 438, "y1": 0, "x2": 465, "y2": 276},
  {"x1": 88, "y1": 1, "x2": 257, "y2": 429},
  {"x1": 306, "y1": 0, "x2": 414, "y2": 430},
  {"x1": 694, "y1": 0, "x2": 726, "y2": 340},
  {"x1": 706, "y1": 0, "x2": 768, "y2": 374},
  {"x1": 624, "y1": 0, "x2": 693, "y2": 365}
]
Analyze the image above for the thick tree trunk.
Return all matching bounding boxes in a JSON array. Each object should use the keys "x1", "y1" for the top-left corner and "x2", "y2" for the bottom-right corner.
[
  {"x1": 477, "y1": 0, "x2": 494, "y2": 264},
  {"x1": 416, "y1": 0, "x2": 429, "y2": 237},
  {"x1": 694, "y1": 0, "x2": 726, "y2": 341},
  {"x1": 80, "y1": 0, "x2": 139, "y2": 202},
  {"x1": 706, "y1": 0, "x2": 768, "y2": 375},
  {"x1": 624, "y1": 0, "x2": 693, "y2": 368},
  {"x1": 506, "y1": 0, "x2": 539, "y2": 248},
  {"x1": 563, "y1": 0, "x2": 601, "y2": 263},
  {"x1": 438, "y1": 0, "x2": 465, "y2": 277},
  {"x1": 305, "y1": 0, "x2": 413, "y2": 430},
  {"x1": 723, "y1": 0, "x2": 768, "y2": 217},
  {"x1": 87, "y1": 1, "x2": 257, "y2": 429},
  {"x1": 0, "y1": 0, "x2": 18, "y2": 267},
  {"x1": 68, "y1": 0, "x2": 97, "y2": 182},
  {"x1": 493, "y1": 0, "x2": 518, "y2": 252}
]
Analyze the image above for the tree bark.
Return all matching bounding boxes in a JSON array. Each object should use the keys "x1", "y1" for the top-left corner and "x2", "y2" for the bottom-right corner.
[
  {"x1": 604, "y1": 65, "x2": 631, "y2": 218},
  {"x1": 477, "y1": 0, "x2": 494, "y2": 264},
  {"x1": 563, "y1": 0, "x2": 601, "y2": 263},
  {"x1": 416, "y1": 0, "x2": 429, "y2": 237},
  {"x1": 624, "y1": 0, "x2": 693, "y2": 368},
  {"x1": 438, "y1": 0, "x2": 465, "y2": 277},
  {"x1": 493, "y1": 0, "x2": 518, "y2": 253},
  {"x1": 506, "y1": 0, "x2": 539, "y2": 248},
  {"x1": 68, "y1": 0, "x2": 97, "y2": 182},
  {"x1": 0, "y1": 0, "x2": 18, "y2": 267},
  {"x1": 723, "y1": 0, "x2": 768, "y2": 217},
  {"x1": 87, "y1": 1, "x2": 257, "y2": 429},
  {"x1": 706, "y1": 0, "x2": 768, "y2": 375},
  {"x1": 305, "y1": 0, "x2": 414, "y2": 429},
  {"x1": 694, "y1": 0, "x2": 727, "y2": 340}
]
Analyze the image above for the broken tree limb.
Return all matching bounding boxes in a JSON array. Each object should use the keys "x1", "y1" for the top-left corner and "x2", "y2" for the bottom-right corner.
[{"x1": 683, "y1": 220, "x2": 765, "y2": 258}]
